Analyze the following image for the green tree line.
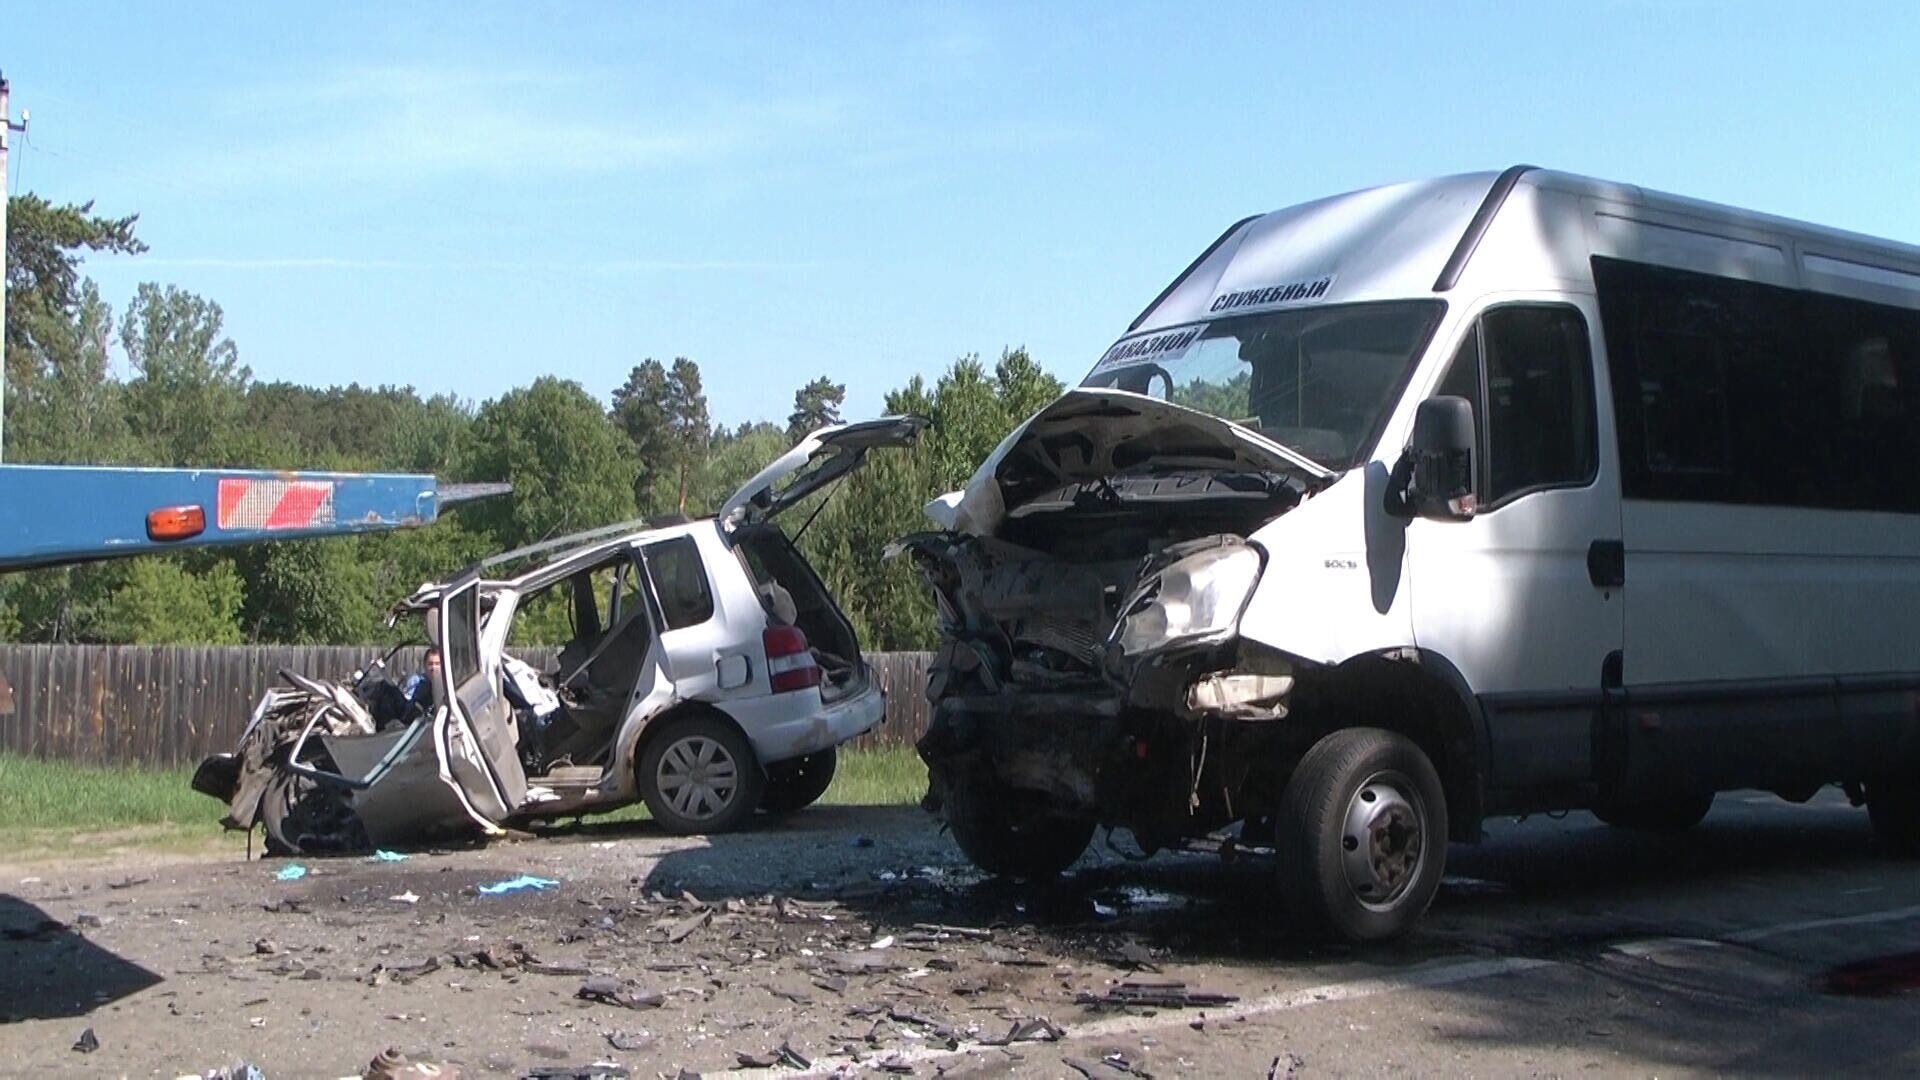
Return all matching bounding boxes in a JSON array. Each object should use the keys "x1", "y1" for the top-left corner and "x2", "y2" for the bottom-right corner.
[{"x1": 0, "y1": 195, "x2": 1065, "y2": 650}]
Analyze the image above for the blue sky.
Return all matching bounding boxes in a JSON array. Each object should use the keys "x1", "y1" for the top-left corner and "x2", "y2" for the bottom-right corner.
[{"x1": 6, "y1": 2, "x2": 1919, "y2": 428}]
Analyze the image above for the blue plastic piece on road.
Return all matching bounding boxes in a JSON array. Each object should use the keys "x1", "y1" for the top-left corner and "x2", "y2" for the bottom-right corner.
[
  {"x1": 478, "y1": 874, "x2": 560, "y2": 896},
  {"x1": 274, "y1": 865, "x2": 308, "y2": 882},
  {"x1": 368, "y1": 849, "x2": 408, "y2": 863}
]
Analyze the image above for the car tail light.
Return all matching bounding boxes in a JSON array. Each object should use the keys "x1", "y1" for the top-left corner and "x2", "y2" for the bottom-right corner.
[{"x1": 763, "y1": 625, "x2": 822, "y2": 694}]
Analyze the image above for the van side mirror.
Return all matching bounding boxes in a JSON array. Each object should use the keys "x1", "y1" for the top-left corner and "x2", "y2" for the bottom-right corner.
[{"x1": 1399, "y1": 396, "x2": 1477, "y2": 521}]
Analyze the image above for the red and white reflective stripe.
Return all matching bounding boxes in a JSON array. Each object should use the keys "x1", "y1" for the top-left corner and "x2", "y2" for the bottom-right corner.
[{"x1": 216, "y1": 478, "x2": 337, "y2": 531}]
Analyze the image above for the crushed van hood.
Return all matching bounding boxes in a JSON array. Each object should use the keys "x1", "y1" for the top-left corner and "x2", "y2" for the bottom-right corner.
[{"x1": 928, "y1": 389, "x2": 1332, "y2": 536}]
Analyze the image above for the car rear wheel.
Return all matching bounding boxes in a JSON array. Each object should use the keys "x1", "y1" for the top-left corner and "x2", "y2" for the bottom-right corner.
[
  {"x1": 761, "y1": 748, "x2": 838, "y2": 815},
  {"x1": 1868, "y1": 780, "x2": 1920, "y2": 857},
  {"x1": 1591, "y1": 789, "x2": 1714, "y2": 831},
  {"x1": 945, "y1": 779, "x2": 1093, "y2": 879},
  {"x1": 639, "y1": 714, "x2": 765, "y2": 835},
  {"x1": 1277, "y1": 728, "x2": 1448, "y2": 942}
]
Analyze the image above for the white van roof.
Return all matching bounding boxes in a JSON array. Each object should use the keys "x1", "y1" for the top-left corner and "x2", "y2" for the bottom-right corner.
[{"x1": 1127, "y1": 167, "x2": 1920, "y2": 335}]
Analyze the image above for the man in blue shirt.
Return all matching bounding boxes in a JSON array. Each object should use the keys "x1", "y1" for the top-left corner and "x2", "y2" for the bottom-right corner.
[{"x1": 400, "y1": 647, "x2": 441, "y2": 714}]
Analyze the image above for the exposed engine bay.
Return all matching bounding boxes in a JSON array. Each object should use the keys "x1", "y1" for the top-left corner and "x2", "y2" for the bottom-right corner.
[{"x1": 896, "y1": 390, "x2": 1331, "y2": 863}]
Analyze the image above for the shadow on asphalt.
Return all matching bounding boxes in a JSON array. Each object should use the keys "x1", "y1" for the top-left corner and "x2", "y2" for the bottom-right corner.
[
  {"x1": 0, "y1": 894, "x2": 161, "y2": 1022},
  {"x1": 618, "y1": 794, "x2": 1895, "y2": 977}
]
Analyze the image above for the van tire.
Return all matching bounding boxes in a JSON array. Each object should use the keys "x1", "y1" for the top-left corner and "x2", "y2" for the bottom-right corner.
[
  {"x1": 638, "y1": 714, "x2": 765, "y2": 835},
  {"x1": 1868, "y1": 782, "x2": 1920, "y2": 857},
  {"x1": 1591, "y1": 789, "x2": 1714, "y2": 831},
  {"x1": 1277, "y1": 728, "x2": 1448, "y2": 942},
  {"x1": 761, "y1": 749, "x2": 837, "y2": 815},
  {"x1": 946, "y1": 781, "x2": 1093, "y2": 879}
]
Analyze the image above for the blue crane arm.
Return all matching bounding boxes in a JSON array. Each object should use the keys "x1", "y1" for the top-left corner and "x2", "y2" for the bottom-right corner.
[{"x1": 0, "y1": 463, "x2": 508, "y2": 572}]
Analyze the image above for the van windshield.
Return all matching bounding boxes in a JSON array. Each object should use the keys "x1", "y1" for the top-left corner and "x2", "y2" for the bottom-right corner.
[{"x1": 1081, "y1": 301, "x2": 1446, "y2": 470}]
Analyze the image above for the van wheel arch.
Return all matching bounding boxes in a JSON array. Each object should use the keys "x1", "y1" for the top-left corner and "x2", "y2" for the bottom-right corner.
[{"x1": 1287, "y1": 649, "x2": 1488, "y2": 844}]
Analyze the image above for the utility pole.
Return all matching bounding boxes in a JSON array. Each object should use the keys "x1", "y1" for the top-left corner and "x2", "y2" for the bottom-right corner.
[{"x1": 0, "y1": 70, "x2": 24, "y2": 462}]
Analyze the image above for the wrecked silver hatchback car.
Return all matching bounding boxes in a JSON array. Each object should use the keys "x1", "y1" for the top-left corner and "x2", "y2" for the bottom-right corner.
[{"x1": 193, "y1": 418, "x2": 924, "y2": 854}]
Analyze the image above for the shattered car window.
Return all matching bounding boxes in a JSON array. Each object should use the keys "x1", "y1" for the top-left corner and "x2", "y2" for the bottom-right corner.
[
  {"x1": 645, "y1": 537, "x2": 715, "y2": 630},
  {"x1": 1083, "y1": 301, "x2": 1446, "y2": 469},
  {"x1": 445, "y1": 586, "x2": 481, "y2": 691}
]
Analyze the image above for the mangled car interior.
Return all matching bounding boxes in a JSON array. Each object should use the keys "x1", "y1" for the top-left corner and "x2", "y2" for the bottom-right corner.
[{"x1": 194, "y1": 418, "x2": 922, "y2": 855}]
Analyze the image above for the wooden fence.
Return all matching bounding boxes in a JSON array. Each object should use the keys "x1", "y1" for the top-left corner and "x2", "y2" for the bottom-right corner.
[{"x1": 0, "y1": 645, "x2": 932, "y2": 768}]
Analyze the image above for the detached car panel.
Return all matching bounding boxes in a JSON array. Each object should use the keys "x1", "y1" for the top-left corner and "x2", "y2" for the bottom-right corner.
[{"x1": 196, "y1": 418, "x2": 924, "y2": 854}]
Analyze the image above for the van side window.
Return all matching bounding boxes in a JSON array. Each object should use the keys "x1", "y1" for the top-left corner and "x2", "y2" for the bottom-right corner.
[
  {"x1": 1593, "y1": 257, "x2": 1827, "y2": 506},
  {"x1": 643, "y1": 537, "x2": 715, "y2": 630},
  {"x1": 1804, "y1": 293, "x2": 1920, "y2": 513},
  {"x1": 1479, "y1": 306, "x2": 1598, "y2": 506}
]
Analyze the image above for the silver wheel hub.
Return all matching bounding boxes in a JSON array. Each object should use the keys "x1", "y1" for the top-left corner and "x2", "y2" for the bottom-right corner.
[
  {"x1": 1339, "y1": 772, "x2": 1425, "y2": 910},
  {"x1": 656, "y1": 736, "x2": 739, "y2": 821}
]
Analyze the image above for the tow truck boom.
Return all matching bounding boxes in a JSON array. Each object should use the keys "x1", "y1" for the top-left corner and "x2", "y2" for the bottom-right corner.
[{"x1": 0, "y1": 464, "x2": 508, "y2": 572}]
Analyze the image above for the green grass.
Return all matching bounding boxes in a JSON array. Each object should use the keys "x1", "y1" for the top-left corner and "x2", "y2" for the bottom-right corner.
[
  {"x1": 823, "y1": 745, "x2": 928, "y2": 806},
  {"x1": 0, "y1": 746, "x2": 927, "y2": 854},
  {"x1": 0, "y1": 754, "x2": 215, "y2": 832},
  {"x1": 0, "y1": 754, "x2": 233, "y2": 862}
]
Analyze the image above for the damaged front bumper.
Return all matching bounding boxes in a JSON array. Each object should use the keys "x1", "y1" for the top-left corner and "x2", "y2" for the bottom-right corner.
[{"x1": 902, "y1": 530, "x2": 1302, "y2": 853}]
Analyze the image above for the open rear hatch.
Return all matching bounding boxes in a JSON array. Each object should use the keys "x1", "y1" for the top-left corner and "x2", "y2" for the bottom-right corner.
[{"x1": 719, "y1": 415, "x2": 928, "y2": 702}]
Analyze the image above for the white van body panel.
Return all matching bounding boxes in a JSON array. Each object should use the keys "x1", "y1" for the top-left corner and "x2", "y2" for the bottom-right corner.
[{"x1": 1238, "y1": 468, "x2": 1415, "y2": 665}]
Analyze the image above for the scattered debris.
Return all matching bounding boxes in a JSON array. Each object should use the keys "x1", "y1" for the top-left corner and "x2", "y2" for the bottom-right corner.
[
  {"x1": 107, "y1": 875, "x2": 151, "y2": 890},
  {"x1": 195, "y1": 1063, "x2": 266, "y2": 1080},
  {"x1": 605, "y1": 1030, "x2": 654, "y2": 1052},
  {"x1": 811, "y1": 975, "x2": 849, "y2": 995},
  {"x1": 73, "y1": 912, "x2": 105, "y2": 929},
  {"x1": 851, "y1": 834, "x2": 875, "y2": 848},
  {"x1": 870, "y1": 934, "x2": 896, "y2": 950},
  {"x1": 1076, "y1": 982, "x2": 1239, "y2": 1009},
  {"x1": 1266, "y1": 1052, "x2": 1305, "y2": 1078},
  {"x1": 363, "y1": 1046, "x2": 463, "y2": 1078},
  {"x1": 1108, "y1": 940, "x2": 1159, "y2": 972},
  {"x1": 391, "y1": 891, "x2": 421, "y2": 905},
  {"x1": 273, "y1": 865, "x2": 308, "y2": 882},
  {"x1": 71, "y1": 1027, "x2": 99, "y2": 1054},
  {"x1": 576, "y1": 975, "x2": 665, "y2": 1010},
  {"x1": 478, "y1": 875, "x2": 560, "y2": 896},
  {"x1": 368, "y1": 850, "x2": 410, "y2": 863},
  {"x1": 253, "y1": 938, "x2": 282, "y2": 956},
  {"x1": 736, "y1": 1039, "x2": 811, "y2": 1070},
  {"x1": 522, "y1": 1065, "x2": 628, "y2": 1079},
  {"x1": 663, "y1": 910, "x2": 709, "y2": 943},
  {"x1": 262, "y1": 898, "x2": 309, "y2": 915},
  {"x1": 978, "y1": 1017, "x2": 1065, "y2": 1046},
  {"x1": 978, "y1": 945, "x2": 1045, "y2": 967}
]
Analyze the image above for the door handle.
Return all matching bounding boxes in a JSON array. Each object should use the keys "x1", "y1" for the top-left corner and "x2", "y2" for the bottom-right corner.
[{"x1": 1587, "y1": 540, "x2": 1625, "y2": 589}]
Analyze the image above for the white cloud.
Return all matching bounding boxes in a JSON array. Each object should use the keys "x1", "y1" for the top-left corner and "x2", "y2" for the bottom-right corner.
[{"x1": 170, "y1": 63, "x2": 850, "y2": 190}]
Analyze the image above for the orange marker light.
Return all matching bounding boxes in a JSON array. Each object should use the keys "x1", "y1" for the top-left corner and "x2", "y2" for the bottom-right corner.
[{"x1": 147, "y1": 505, "x2": 207, "y2": 542}]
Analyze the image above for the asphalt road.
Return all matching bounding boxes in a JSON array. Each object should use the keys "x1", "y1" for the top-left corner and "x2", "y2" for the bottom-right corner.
[{"x1": 3, "y1": 787, "x2": 1916, "y2": 1077}]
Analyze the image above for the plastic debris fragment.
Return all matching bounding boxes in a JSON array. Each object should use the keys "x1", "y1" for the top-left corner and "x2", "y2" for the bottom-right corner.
[{"x1": 478, "y1": 874, "x2": 560, "y2": 895}]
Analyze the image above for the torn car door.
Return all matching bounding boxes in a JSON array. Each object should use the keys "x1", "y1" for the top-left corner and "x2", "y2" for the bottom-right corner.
[{"x1": 434, "y1": 572, "x2": 530, "y2": 823}]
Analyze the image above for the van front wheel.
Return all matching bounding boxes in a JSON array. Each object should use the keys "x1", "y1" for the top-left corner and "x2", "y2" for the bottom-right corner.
[
  {"x1": 945, "y1": 780, "x2": 1093, "y2": 879},
  {"x1": 1278, "y1": 728, "x2": 1448, "y2": 942}
]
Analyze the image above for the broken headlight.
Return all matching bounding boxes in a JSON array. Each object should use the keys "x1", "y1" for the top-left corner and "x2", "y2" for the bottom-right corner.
[{"x1": 1111, "y1": 543, "x2": 1262, "y2": 655}]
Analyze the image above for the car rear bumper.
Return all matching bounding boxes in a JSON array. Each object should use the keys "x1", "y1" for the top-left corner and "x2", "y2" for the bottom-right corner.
[{"x1": 741, "y1": 665, "x2": 886, "y2": 764}]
